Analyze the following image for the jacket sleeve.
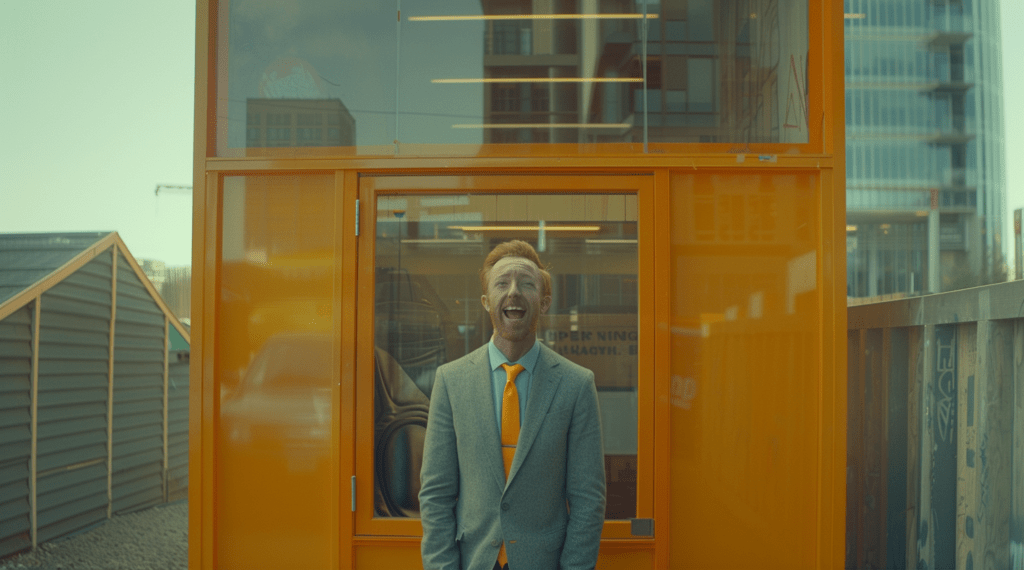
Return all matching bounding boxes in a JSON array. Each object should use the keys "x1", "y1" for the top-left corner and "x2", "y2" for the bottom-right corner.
[
  {"x1": 418, "y1": 367, "x2": 461, "y2": 570},
  {"x1": 560, "y1": 371, "x2": 607, "y2": 570}
]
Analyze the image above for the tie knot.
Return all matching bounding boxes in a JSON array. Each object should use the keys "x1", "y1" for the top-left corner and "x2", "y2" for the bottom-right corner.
[{"x1": 501, "y1": 363, "x2": 525, "y2": 381}]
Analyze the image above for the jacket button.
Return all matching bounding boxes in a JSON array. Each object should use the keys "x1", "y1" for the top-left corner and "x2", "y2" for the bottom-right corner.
[
  {"x1": 491, "y1": 539, "x2": 499, "y2": 547},
  {"x1": 501, "y1": 503, "x2": 510, "y2": 511}
]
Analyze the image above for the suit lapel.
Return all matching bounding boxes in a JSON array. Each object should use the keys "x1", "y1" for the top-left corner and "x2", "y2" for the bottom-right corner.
[
  {"x1": 462, "y1": 346, "x2": 507, "y2": 491},
  {"x1": 506, "y1": 345, "x2": 561, "y2": 485}
]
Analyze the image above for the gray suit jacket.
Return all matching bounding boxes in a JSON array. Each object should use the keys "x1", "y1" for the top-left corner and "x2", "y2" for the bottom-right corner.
[{"x1": 419, "y1": 343, "x2": 606, "y2": 570}]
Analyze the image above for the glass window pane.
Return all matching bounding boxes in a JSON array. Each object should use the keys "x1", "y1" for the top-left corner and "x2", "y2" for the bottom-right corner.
[
  {"x1": 372, "y1": 193, "x2": 639, "y2": 520},
  {"x1": 217, "y1": 175, "x2": 335, "y2": 568},
  {"x1": 216, "y1": 1, "x2": 396, "y2": 155},
  {"x1": 215, "y1": 0, "x2": 811, "y2": 155},
  {"x1": 669, "y1": 171, "x2": 821, "y2": 563}
]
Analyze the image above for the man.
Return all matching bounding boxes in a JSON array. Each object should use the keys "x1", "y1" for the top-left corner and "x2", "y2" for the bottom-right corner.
[{"x1": 419, "y1": 240, "x2": 606, "y2": 570}]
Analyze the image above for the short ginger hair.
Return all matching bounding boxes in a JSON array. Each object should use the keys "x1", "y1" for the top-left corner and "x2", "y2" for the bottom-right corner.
[{"x1": 479, "y1": 240, "x2": 552, "y2": 298}]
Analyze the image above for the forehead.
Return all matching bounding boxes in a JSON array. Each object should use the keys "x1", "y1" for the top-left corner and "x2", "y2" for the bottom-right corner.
[{"x1": 488, "y1": 256, "x2": 540, "y2": 281}]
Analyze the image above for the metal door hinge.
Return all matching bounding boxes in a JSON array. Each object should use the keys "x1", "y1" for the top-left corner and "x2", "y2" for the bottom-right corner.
[
  {"x1": 351, "y1": 476, "x2": 356, "y2": 511},
  {"x1": 355, "y1": 200, "x2": 360, "y2": 236}
]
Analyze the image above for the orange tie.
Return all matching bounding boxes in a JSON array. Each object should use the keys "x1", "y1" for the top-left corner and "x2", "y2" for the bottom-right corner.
[{"x1": 497, "y1": 362, "x2": 524, "y2": 566}]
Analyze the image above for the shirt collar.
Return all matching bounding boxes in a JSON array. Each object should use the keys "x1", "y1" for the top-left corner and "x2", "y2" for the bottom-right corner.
[{"x1": 488, "y1": 337, "x2": 541, "y2": 374}]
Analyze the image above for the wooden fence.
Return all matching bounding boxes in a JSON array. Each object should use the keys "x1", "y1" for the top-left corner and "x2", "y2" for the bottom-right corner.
[{"x1": 848, "y1": 281, "x2": 1024, "y2": 569}]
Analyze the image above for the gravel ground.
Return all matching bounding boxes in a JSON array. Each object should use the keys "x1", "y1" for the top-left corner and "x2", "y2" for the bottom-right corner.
[{"x1": 0, "y1": 501, "x2": 187, "y2": 570}]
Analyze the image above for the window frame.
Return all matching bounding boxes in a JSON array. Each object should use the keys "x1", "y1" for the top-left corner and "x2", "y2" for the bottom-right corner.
[{"x1": 352, "y1": 173, "x2": 658, "y2": 542}]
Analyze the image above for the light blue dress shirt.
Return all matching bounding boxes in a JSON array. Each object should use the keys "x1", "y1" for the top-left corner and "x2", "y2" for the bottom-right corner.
[{"x1": 487, "y1": 338, "x2": 541, "y2": 432}]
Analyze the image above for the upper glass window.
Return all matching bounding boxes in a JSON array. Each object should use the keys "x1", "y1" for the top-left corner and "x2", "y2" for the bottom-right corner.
[{"x1": 216, "y1": 0, "x2": 809, "y2": 156}]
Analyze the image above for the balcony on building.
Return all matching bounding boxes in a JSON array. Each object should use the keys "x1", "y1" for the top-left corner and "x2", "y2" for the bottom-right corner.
[
  {"x1": 920, "y1": 60, "x2": 974, "y2": 93},
  {"x1": 926, "y1": 113, "x2": 974, "y2": 145}
]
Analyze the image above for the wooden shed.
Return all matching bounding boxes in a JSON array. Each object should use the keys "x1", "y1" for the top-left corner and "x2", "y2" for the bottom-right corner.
[{"x1": 0, "y1": 232, "x2": 189, "y2": 559}]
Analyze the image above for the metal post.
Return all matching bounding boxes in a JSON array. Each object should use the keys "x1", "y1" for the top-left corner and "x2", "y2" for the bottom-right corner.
[
  {"x1": 928, "y1": 189, "x2": 940, "y2": 293},
  {"x1": 549, "y1": 66, "x2": 556, "y2": 144},
  {"x1": 868, "y1": 241, "x2": 878, "y2": 298},
  {"x1": 107, "y1": 248, "x2": 118, "y2": 518},
  {"x1": 163, "y1": 316, "x2": 170, "y2": 502},
  {"x1": 917, "y1": 324, "x2": 937, "y2": 567},
  {"x1": 394, "y1": 0, "x2": 401, "y2": 154},
  {"x1": 1014, "y1": 209, "x2": 1021, "y2": 280},
  {"x1": 29, "y1": 297, "x2": 41, "y2": 549},
  {"x1": 641, "y1": 0, "x2": 648, "y2": 153}
]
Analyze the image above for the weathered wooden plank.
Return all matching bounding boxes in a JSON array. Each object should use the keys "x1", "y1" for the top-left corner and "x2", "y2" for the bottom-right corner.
[
  {"x1": 931, "y1": 324, "x2": 958, "y2": 570},
  {"x1": 885, "y1": 327, "x2": 908, "y2": 570},
  {"x1": 917, "y1": 324, "x2": 936, "y2": 570},
  {"x1": 979, "y1": 321, "x2": 1012, "y2": 569},
  {"x1": 849, "y1": 281, "x2": 1024, "y2": 330},
  {"x1": 957, "y1": 323, "x2": 978, "y2": 570},
  {"x1": 905, "y1": 327, "x2": 924, "y2": 570},
  {"x1": 864, "y1": 328, "x2": 885, "y2": 568},
  {"x1": 846, "y1": 330, "x2": 863, "y2": 569}
]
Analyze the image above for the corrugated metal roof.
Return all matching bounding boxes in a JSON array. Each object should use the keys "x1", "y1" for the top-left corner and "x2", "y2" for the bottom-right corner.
[
  {"x1": 0, "y1": 232, "x2": 189, "y2": 345},
  {"x1": 0, "y1": 233, "x2": 113, "y2": 306}
]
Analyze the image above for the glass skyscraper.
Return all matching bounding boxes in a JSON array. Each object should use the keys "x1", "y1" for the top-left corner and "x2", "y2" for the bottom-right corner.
[{"x1": 845, "y1": 0, "x2": 1005, "y2": 298}]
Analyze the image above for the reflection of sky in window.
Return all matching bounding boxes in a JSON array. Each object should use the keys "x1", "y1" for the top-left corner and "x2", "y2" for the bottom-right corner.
[
  {"x1": 223, "y1": 0, "x2": 811, "y2": 150},
  {"x1": 399, "y1": 9, "x2": 485, "y2": 145},
  {"x1": 226, "y1": 0, "x2": 485, "y2": 148}
]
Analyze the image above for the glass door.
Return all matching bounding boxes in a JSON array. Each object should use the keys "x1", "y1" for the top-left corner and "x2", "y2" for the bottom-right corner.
[{"x1": 354, "y1": 174, "x2": 654, "y2": 544}]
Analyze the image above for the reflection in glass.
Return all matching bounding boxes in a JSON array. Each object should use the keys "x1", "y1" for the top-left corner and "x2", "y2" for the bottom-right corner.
[
  {"x1": 669, "y1": 172, "x2": 821, "y2": 565},
  {"x1": 219, "y1": 1, "x2": 397, "y2": 154},
  {"x1": 373, "y1": 194, "x2": 639, "y2": 519},
  {"x1": 218, "y1": 0, "x2": 810, "y2": 155},
  {"x1": 216, "y1": 175, "x2": 334, "y2": 568}
]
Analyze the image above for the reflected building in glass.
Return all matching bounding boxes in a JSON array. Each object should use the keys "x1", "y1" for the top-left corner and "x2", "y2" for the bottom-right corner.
[
  {"x1": 476, "y1": 0, "x2": 810, "y2": 144},
  {"x1": 246, "y1": 98, "x2": 355, "y2": 148},
  {"x1": 218, "y1": 0, "x2": 811, "y2": 152},
  {"x1": 844, "y1": 0, "x2": 1005, "y2": 299}
]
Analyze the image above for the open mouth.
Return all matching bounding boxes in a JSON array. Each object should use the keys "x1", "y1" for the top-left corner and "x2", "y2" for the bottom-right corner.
[{"x1": 503, "y1": 306, "x2": 526, "y2": 320}]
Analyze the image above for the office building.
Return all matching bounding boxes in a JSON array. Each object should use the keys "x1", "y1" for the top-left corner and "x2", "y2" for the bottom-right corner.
[
  {"x1": 246, "y1": 98, "x2": 356, "y2": 148},
  {"x1": 844, "y1": 0, "x2": 1005, "y2": 298}
]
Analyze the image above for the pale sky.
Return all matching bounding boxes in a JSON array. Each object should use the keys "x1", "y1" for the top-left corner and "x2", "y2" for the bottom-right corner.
[
  {"x1": 1, "y1": 1, "x2": 195, "y2": 266},
  {"x1": 1, "y1": 1, "x2": 1023, "y2": 270}
]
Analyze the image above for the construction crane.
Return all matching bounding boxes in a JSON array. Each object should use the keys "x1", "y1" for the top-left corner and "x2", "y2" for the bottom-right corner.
[{"x1": 154, "y1": 184, "x2": 192, "y2": 197}]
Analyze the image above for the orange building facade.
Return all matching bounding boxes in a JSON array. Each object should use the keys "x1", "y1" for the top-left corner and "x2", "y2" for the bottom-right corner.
[{"x1": 190, "y1": 1, "x2": 847, "y2": 568}]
